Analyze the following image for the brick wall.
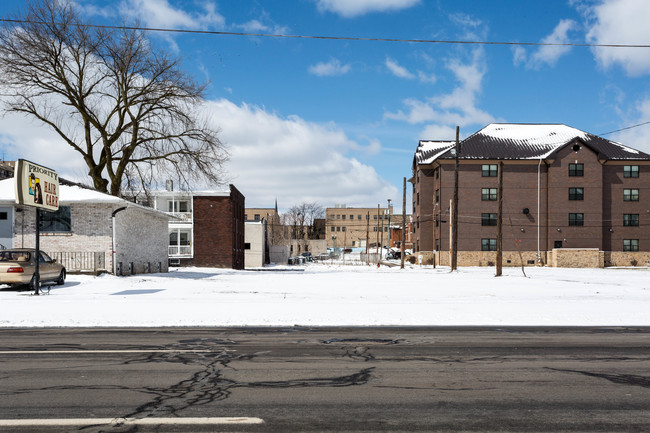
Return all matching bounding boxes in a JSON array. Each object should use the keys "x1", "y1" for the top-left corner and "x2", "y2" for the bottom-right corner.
[
  {"x1": 114, "y1": 206, "x2": 169, "y2": 274},
  {"x1": 15, "y1": 202, "x2": 169, "y2": 274},
  {"x1": 192, "y1": 185, "x2": 245, "y2": 269}
]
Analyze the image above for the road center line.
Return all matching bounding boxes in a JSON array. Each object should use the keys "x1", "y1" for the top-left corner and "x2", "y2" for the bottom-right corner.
[{"x1": 0, "y1": 417, "x2": 264, "y2": 426}]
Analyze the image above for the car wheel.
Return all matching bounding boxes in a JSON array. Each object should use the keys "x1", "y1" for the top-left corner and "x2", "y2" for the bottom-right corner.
[{"x1": 56, "y1": 269, "x2": 66, "y2": 286}]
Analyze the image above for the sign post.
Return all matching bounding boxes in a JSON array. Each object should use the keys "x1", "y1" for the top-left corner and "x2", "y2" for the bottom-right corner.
[{"x1": 14, "y1": 160, "x2": 59, "y2": 295}]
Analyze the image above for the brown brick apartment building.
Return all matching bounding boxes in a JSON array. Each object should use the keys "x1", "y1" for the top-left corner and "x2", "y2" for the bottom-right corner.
[{"x1": 411, "y1": 124, "x2": 650, "y2": 267}]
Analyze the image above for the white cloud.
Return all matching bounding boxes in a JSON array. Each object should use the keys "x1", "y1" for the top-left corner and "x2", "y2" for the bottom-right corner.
[
  {"x1": 610, "y1": 96, "x2": 650, "y2": 156},
  {"x1": 308, "y1": 58, "x2": 351, "y2": 77},
  {"x1": 0, "y1": 98, "x2": 398, "y2": 208},
  {"x1": 385, "y1": 57, "x2": 415, "y2": 79},
  {"x1": 204, "y1": 99, "x2": 397, "y2": 207},
  {"x1": 583, "y1": 0, "x2": 650, "y2": 76},
  {"x1": 385, "y1": 57, "x2": 436, "y2": 83},
  {"x1": 0, "y1": 113, "x2": 94, "y2": 182},
  {"x1": 514, "y1": 19, "x2": 576, "y2": 69},
  {"x1": 316, "y1": 0, "x2": 420, "y2": 18},
  {"x1": 119, "y1": 0, "x2": 225, "y2": 30},
  {"x1": 384, "y1": 48, "x2": 495, "y2": 131}
]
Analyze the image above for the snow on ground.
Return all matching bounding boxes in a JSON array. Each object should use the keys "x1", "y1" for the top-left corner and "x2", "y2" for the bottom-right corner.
[{"x1": 1, "y1": 263, "x2": 649, "y2": 327}]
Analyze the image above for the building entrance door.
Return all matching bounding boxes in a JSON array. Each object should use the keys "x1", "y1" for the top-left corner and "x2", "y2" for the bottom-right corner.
[{"x1": 0, "y1": 207, "x2": 13, "y2": 249}]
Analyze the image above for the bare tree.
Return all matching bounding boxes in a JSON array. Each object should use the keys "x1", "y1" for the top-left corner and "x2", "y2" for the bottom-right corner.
[
  {"x1": 285, "y1": 202, "x2": 325, "y2": 240},
  {"x1": 0, "y1": 0, "x2": 227, "y2": 195}
]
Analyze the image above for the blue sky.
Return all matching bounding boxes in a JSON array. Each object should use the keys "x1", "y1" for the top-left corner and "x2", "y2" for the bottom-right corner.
[{"x1": 1, "y1": 0, "x2": 650, "y2": 211}]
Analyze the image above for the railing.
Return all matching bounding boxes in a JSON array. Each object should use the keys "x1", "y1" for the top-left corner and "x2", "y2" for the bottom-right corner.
[
  {"x1": 169, "y1": 245, "x2": 192, "y2": 257},
  {"x1": 167, "y1": 212, "x2": 192, "y2": 222},
  {"x1": 49, "y1": 251, "x2": 106, "y2": 272}
]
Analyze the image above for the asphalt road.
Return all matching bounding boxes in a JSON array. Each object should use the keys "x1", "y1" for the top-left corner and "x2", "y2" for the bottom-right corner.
[{"x1": 0, "y1": 327, "x2": 649, "y2": 432}]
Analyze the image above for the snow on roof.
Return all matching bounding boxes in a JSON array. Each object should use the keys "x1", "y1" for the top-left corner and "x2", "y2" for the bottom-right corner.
[
  {"x1": 414, "y1": 140, "x2": 455, "y2": 165},
  {"x1": 0, "y1": 178, "x2": 171, "y2": 219},
  {"x1": 0, "y1": 178, "x2": 123, "y2": 203},
  {"x1": 415, "y1": 123, "x2": 650, "y2": 164}
]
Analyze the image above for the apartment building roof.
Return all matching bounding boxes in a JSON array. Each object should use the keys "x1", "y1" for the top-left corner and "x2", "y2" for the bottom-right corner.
[{"x1": 415, "y1": 123, "x2": 650, "y2": 166}]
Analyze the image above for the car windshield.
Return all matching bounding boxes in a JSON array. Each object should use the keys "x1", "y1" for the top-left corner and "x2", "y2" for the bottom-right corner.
[{"x1": 0, "y1": 251, "x2": 31, "y2": 262}]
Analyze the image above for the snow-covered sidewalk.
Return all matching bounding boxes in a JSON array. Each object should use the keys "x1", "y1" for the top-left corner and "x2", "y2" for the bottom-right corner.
[{"x1": 1, "y1": 264, "x2": 649, "y2": 327}]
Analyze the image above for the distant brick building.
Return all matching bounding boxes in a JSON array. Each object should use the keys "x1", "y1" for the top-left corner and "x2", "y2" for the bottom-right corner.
[{"x1": 411, "y1": 124, "x2": 650, "y2": 267}]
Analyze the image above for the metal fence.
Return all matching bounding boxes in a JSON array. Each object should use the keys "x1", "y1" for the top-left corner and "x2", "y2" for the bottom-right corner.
[{"x1": 50, "y1": 251, "x2": 106, "y2": 273}]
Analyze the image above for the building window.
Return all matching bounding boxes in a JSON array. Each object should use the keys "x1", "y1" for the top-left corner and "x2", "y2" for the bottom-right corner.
[
  {"x1": 481, "y1": 213, "x2": 497, "y2": 226},
  {"x1": 624, "y1": 189, "x2": 639, "y2": 201},
  {"x1": 481, "y1": 188, "x2": 497, "y2": 201},
  {"x1": 342, "y1": 214, "x2": 346, "y2": 220},
  {"x1": 624, "y1": 165, "x2": 639, "y2": 178},
  {"x1": 435, "y1": 167, "x2": 439, "y2": 179},
  {"x1": 336, "y1": 226, "x2": 340, "y2": 232},
  {"x1": 481, "y1": 238, "x2": 497, "y2": 251},
  {"x1": 417, "y1": 216, "x2": 420, "y2": 229},
  {"x1": 482, "y1": 164, "x2": 497, "y2": 177},
  {"x1": 342, "y1": 226, "x2": 346, "y2": 232},
  {"x1": 569, "y1": 187, "x2": 584, "y2": 200},
  {"x1": 0, "y1": 212, "x2": 7, "y2": 220},
  {"x1": 350, "y1": 214, "x2": 354, "y2": 220},
  {"x1": 374, "y1": 215, "x2": 377, "y2": 220},
  {"x1": 417, "y1": 192, "x2": 420, "y2": 205},
  {"x1": 435, "y1": 189, "x2": 439, "y2": 203},
  {"x1": 569, "y1": 163, "x2": 584, "y2": 177},
  {"x1": 254, "y1": 214, "x2": 260, "y2": 221},
  {"x1": 358, "y1": 215, "x2": 362, "y2": 220},
  {"x1": 40, "y1": 206, "x2": 71, "y2": 233},
  {"x1": 569, "y1": 213, "x2": 584, "y2": 226},
  {"x1": 624, "y1": 239, "x2": 639, "y2": 251},
  {"x1": 373, "y1": 227, "x2": 377, "y2": 232},
  {"x1": 624, "y1": 214, "x2": 639, "y2": 226},
  {"x1": 337, "y1": 214, "x2": 340, "y2": 219},
  {"x1": 168, "y1": 200, "x2": 189, "y2": 213},
  {"x1": 244, "y1": 243, "x2": 251, "y2": 250},
  {"x1": 244, "y1": 214, "x2": 248, "y2": 221}
]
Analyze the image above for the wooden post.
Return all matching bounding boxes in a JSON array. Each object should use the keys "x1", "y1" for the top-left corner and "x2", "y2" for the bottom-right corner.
[
  {"x1": 496, "y1": 160, "x2": 504, "y2": 276},
  {"x1": 451, "y1": 126, "x2": 459, "y2": 271},
  {"x1": 366, "y1": 211, "x2": 370, "y2": 265},
  {"x1": 401, "y1": 177, "x2": 406, "y2": 269},
  {"x1": 376, "y1": 205, "x2": 380, "y2": 260}
]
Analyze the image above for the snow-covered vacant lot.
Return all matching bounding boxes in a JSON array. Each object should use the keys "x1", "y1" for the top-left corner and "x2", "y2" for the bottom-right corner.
[{"x1": 1, "y1": 264, "x2": 649, "y2": 327}]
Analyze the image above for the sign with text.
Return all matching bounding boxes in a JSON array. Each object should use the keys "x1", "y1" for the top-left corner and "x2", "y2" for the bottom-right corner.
[{"x1": 14, "y1": 159, "x2": 59, "y2": 212}]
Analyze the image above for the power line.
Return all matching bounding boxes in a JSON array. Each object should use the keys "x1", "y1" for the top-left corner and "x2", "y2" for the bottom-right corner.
[
  {"x1": 3, "y1": 18, "x2": 650, "y2": 49},
  {"x1": 599, "y1": 121, "x2": 650, "y2": 136}
]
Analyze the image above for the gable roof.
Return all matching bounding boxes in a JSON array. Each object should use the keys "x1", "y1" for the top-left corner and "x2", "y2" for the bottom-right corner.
[
  {"x1": 415, "y1": 123, "x2": 650, "y2": 164},
  {"x1": 413, "y1": 140, "x2": 456, "y2": 167}
]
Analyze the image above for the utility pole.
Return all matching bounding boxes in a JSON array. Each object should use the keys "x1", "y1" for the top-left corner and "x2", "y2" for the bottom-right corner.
[
  {"x1": 496, "y1": 160, "x2": 504, "y2": 276},
  {"x1": 376, "y1": 205, "x2": 380, "y2": 260},
  {"x1": 387, "y1": 198, "x2": 392, "y2": 250},
  {"x1": 401, "y1": 177, "x2": 406, "y2": 269},
  {"x1": 451, "y1": 126, "x2": 460, "y2": 271},
  {"x1": 366, "y1": 211, "x2": 370, "y2": 265}
]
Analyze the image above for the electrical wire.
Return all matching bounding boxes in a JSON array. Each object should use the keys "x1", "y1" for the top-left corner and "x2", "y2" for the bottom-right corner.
[{"x1": 3, "y1": 18, "x2": 650, "y2": 49}]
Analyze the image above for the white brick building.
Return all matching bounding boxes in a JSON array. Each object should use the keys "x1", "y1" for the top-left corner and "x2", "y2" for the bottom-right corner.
[{"x1": 0, "y1": 178, "x2": 170, "y2": 274}]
